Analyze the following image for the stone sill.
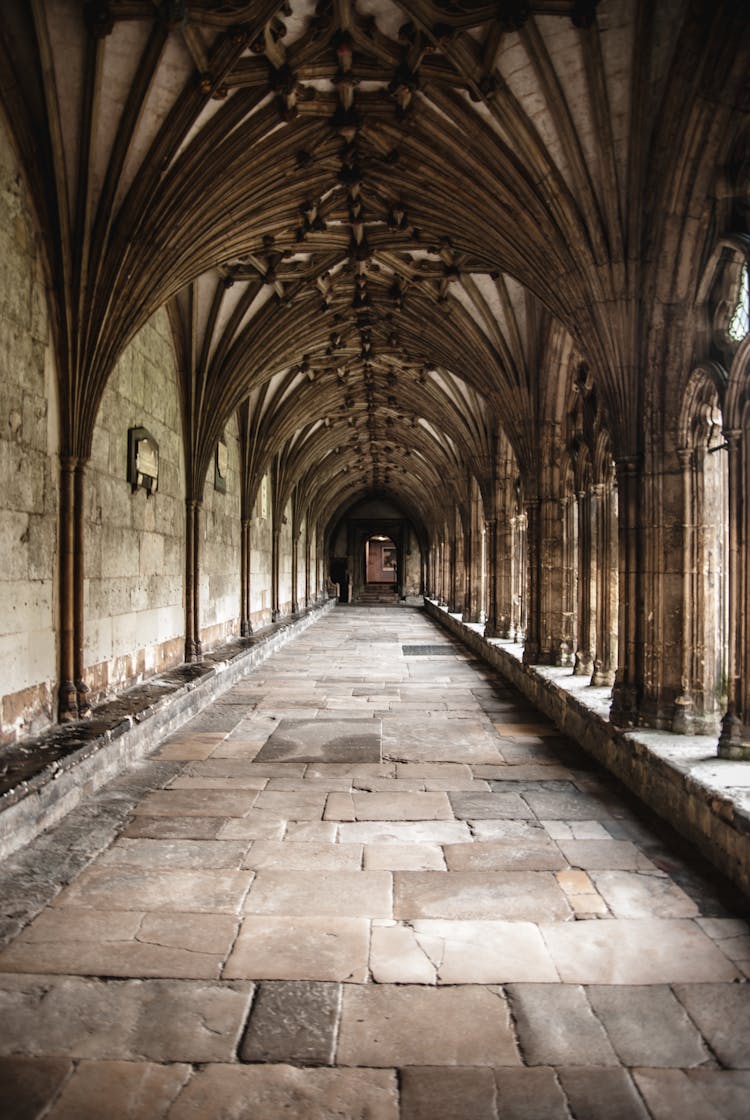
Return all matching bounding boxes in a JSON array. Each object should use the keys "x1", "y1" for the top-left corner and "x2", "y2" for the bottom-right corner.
[
  {"x1": 425, "y1": 600, "x2": 750, "y2": 898},
  {"x1": 0, "y1": 600, "x2": 335, "y2": 861}
]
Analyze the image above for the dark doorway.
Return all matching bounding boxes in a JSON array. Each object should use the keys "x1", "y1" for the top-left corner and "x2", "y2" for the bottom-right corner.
[{"x1": 365, "y1": 535, "x2": 397, "y2": 585}]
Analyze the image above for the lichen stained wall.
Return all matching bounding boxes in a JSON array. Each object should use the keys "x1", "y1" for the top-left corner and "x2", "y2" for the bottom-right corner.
[
  {"x1": 249, "y1": 473, "x2": 273, "y2": 630},
  {"x1": 278, "y1": 499, "x2": 293, "y2": 615},
  {"x1": 0, "y1": 114, "x2": 59, "y2": 744},
  {"x1": 200, "y1": 412, "x2": 241, "y2": 649},
  {"x1": 85, "y1": 309, "x2": 185, "y2": 702}
]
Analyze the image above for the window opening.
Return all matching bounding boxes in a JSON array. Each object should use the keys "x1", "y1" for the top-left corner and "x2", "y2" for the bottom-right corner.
[{"x1": 728, "y1": 262, "x2": 749, "y2": 343}]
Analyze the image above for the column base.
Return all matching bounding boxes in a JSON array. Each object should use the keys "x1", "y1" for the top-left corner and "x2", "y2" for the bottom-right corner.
[
  {"x1": 719, "y1": 711, "x2": 750, "y2": 760},
  {"x1": 591, "y1": 661, "x2": 615, "y2": 688},
  {"x1": 58, "y1": 680, "x2": 78, "y2": 723},
  {"x1": 610, "y1": 678, "x2": 639, "y2": 727},
  {"x1": 76, "y1": 679, "x2": 91, "y2": 718}
]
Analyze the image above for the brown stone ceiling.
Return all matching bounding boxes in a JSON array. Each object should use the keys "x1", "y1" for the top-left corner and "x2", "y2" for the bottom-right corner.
[{"x1": 0, "y1": 0, "x2": 746, "y2": 530}]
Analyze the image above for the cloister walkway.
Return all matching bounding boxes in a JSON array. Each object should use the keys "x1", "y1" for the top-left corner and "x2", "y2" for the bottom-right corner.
[{"x1": 1, "y1": 606, "x2": 748, "y2": 1119}]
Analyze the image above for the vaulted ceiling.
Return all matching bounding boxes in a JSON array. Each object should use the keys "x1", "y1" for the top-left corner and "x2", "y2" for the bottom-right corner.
[{"x1": 1, "y1": 0, "x2": 746, "y2": 531}]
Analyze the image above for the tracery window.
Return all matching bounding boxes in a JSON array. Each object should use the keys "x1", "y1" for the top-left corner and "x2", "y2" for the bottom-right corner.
[{"x1": 728, "y1": 263, "x2": 749, "y2": 343}]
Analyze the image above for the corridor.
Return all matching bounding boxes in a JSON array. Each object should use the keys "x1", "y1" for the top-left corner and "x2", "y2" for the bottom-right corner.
[{"x1": 1, "y1": 606, "x2": 748, "y2": 1119}]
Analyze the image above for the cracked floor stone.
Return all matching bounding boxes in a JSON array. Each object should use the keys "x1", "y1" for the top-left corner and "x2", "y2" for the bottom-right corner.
[{"x1": 0, "y1": 606, "x2": 748, "y2": 1117}]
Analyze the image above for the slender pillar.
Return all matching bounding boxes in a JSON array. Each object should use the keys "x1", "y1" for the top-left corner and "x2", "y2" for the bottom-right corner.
[
  {"x1": 449, "y1": 534, "x2": 459, "y2": 612},
  {"x1": 184, "y1": 499, "x2": 203, "y2": 662},
  {"x1": 523, "y1": 499, "x2": 541, "y2": 664},
  {"x1": 484, "y1": 517, "x2": 499, "y2": 636},
  {"x1": 240, "y1": 519, "x2": 252, "y2": 636},
  {"x1": 304, "y1": 530, "x2": 311, "y2": 608},
  {"x1": 574, "y1": 487, "x2": 596, "y2": 677},
  {"x1": 672, "y1": 449, "x2": 695, "y2": 730},
  {"x1": 58, "y1": 457, "x2": 78, "y2": 721},
  {"x1": 462, "y1": 518, "x2": 473, "y2": 621},
  {"x1": 291, "y1": 531, "x2": 300, "y2": 615},
  {"x1": 592, "y1": 480, "x2": 617, "y2": 687},
  {"x1": 271, "y1": 528, "x2": 280, "y2": 621},
  {"x1": 611, "y1": 457, "x2": 640, "y2": 724},
  {"x1": 719, "y1": 431, "x2": 750, "y2": 757},
  {"x1": 73, "y1": 460, "x2": 90, "y2": 715}
]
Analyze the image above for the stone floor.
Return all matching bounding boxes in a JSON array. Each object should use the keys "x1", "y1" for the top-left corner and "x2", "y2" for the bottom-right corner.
[{"x1": 1, "y1": 606, "x2": 749, "y2": 1119}]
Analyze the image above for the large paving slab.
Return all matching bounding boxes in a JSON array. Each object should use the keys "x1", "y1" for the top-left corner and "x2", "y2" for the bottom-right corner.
[{"x1": 0, "y1": 605, "x2": 748, "y2": 1117}]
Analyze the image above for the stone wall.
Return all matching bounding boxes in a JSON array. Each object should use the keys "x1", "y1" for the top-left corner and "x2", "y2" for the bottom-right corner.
[
  {"x1": 0, "y1": 114, "x2": 59, "y2": 743},
  {"x1": 403, "y1": 526, "x2": 422, "y2": 596},
  {"x1": 278, "y1": 499, "x2": 293, "y2": 615},
  {"x1": 200, "y1": 412, "x2": 241, "y2": 649},
  {"x1": 85, "y1": 310, "x2": 185, "y2": 702},
  {"x1": 249, "y1": 473, "x2": 273, "y2": 629}
]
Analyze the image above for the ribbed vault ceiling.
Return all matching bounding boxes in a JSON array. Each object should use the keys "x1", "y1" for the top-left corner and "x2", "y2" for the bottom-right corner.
[{"x1": 1, "y1": 0, "x2": 746, "y2": 532}]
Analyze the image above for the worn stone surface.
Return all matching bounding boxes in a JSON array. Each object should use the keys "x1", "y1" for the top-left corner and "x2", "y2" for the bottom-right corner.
[
  {"x1": 239, "y1": 980, "x2": 340, "y2": 1065},
  {"x1": 399, "y1": 1066, "x2": 497, "y2": 1120},
  {"x1": 255, "y1": 718, "x2": 382, "y2": 763},
  {"x1": 557, "y1": 1068, "x2": 649, "y2": 1119},
  {"x1": 634, "y1": 1069, "x2": 750, "y2": 1120},
  {"x1": 337, "y1": 984, "x2": 521, "y2": 1067},
  {"x1": 224, "y1": 916, "x2": 370, "y2": 982},
  {"x1": 540, "y1": 919, "x2": 740, "y2": 984},
  {"x1": 0, "y1": 1057, "x2": 71, "y2": 1120},
  {"x1": 244, "y1": 870, "x2": 391, "y2": 917},
  {"x1": 97, "y1": 838, "x2": 249, "y2": 869},
  {"x1": 2, "y1": 606, "x2": 750, "y2": 1118},
  {"x1": 586, "y1": 985, "x2": 709, "y2": 1067},
  {"x1": 394, "y1": 871, "x2": 571, "y2": 922},
  {"x1": 590, "y1": 869, "x2": 699, "y2": 918},
  {"x1": 42, "y1": 1060, "x2": 190, "y2": 1120},
  {"x1": 242, "y1": 840, "x2": 362, "y2": 870},
  {"x1": 370, "y1": 919, "x2": 558, "y2": 984},
  {"x1": 0, "y1": 908, "x2": 238, "y2": 979},
  {"x1": 507, "y1": 984, "x2": 618, "y2": 1066},
  {"x1": 363, "y1": 843, "x2": 445, "y2": 870},
  {"x1": 0, "y1": 976, "x2": 253, "y2": 1061},
  {"x1": 449, "y1": 791, "x2": 534, "y2": 819},
  {"x1": 673, "y1": 984, "x2": 750, "y2": 1068},
  {"x1": 493, "y1": 1067, "x2": 570, "y2": 1119},
  {"x1": 444, "y1": 837, "x2": 565, "y2": 871},
  {"x1": 54, "y1": 866, "x2": 252, "y2": 914},
  {"x1": 167, "y1": 1065, "x2": 399, "y2": 1120}
]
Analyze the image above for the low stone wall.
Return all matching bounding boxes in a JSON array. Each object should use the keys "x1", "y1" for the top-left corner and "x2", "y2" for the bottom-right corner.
[
  {"x1": 425, "y1": 600, "x2": 750, "y2": 899},
  {"x1": 0, "y1": 599, "x2": 335, "y2": 860}
]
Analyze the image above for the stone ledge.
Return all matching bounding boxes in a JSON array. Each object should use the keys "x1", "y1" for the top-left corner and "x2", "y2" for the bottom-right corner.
[
  {"x1": 0, "y1": 600, "x2": 335, "y2": 860},
  {"x1": 425, "y1": 600, "x2": 750, "y2": 899}
]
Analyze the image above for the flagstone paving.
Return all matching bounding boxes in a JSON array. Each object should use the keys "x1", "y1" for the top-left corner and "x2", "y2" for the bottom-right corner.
[{"x1": 0, "y1": 606, "x2": 748, "y2": 1118}]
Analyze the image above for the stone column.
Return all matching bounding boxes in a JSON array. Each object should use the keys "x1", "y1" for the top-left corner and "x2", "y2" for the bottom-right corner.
[
  {"x1": 304, "y1": 528, "x2": 312, "y2": 608},
  {"x1": 523, "y1": 499, "x2": 541, "y2": 664},
  {"x1": 271, "y1": 527, "x2": 280, "y2": 622},
  {"x1": 672, "y1": 448, "x2": 695, "y2": 730},
  {"x1": 560, "y1": 494, "x2": 576, "y2": 665},
  {"x1": 537, "y1": 494, "x2": 571, "y2": 665},
  {"x1": 73, "y1": 460, "x2": 90, "y2": 715},
  {"x1": 240, "y1": 519, "x2": 252, "y2": 636},
  {"x1": 462, "y1": 516, "x2": 474, "y2": 622},
  {"x1": 291, "y1": 530, "x2": 299, "y2": 615},
  {"x1": 58, "y1": 456, "x2": 78, "y2": 720},
  {"x1": 611, "y1": 457, "x2": 640, "y2": 725},
  {"x1": 719, "y1": 431, "x2": 750, "y2": 758},
  {"x1": 483, "y1": 517, "x2": 498, "y2": 635},
  {"x1": 592, "y1": 480, "x2": 617, "y2": 687},
  {"x1": 184, "y1": 498, "x2": 203, "y2": 662},
  {"x1": 574, "y1": 487, "x2": 595, "y2": 677},
  {"x1": 449, "y1": 533, "x2": 460, "y2": 613}
]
